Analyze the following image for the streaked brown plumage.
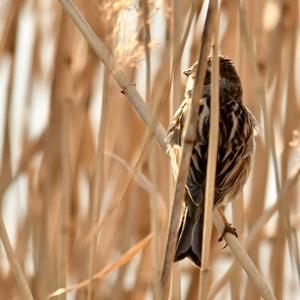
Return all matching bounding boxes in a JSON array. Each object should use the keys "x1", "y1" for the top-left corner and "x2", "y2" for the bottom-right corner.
[{"x1": 166, "y1": 56, "x2": 256, "y2": 267}]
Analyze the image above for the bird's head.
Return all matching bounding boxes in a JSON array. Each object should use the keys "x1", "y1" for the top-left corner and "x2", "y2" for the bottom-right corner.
[{"x1": 183, "y1": 56, "x2": 241, "y2": 86}]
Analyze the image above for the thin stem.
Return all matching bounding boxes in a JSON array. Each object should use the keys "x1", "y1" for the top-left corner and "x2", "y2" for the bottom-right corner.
[
  {"x1": 0, "y1": 216, "x2": 34, "y2": 300},
  {"x1": 141, "y1": 1, "x2": 161, "y2": 298},
  {"x1": 199, "y1": 5, "x2": 219, "y2": 300},
  {"x1": 87, "y1": 67, "x2": 110, "y2": 300},
  {"x1": 160, "y1": 1, "x2": 217, "y2": 297}
]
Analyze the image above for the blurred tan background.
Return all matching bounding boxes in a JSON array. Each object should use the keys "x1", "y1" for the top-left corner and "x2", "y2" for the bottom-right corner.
[{"x1": 0, "y1": 0, "x2": 299, "y2": 299}]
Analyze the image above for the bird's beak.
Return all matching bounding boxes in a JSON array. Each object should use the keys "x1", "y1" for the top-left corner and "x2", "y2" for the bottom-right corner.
[{"x1": 183, "y1": 68, "x2": 192, "y2": 77}]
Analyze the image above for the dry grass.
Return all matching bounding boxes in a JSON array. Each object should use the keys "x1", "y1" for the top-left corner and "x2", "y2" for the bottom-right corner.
[{"x1": 0, "y1": 0, "x2": 299, "y2": 299}]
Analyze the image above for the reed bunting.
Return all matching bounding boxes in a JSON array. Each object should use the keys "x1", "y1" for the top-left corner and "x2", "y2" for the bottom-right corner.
[{"x1": 166, "y1": 56, "x2": 256, "y2": 267}]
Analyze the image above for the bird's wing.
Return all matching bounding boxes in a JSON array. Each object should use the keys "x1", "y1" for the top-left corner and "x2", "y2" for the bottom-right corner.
[
  {"x1": 165, "y1": 98, "x2": 190, "y2": 148},
  {"x1": 215, "y1": 101, "x2": 255, "y2": 204},
  {"x1": 186, "y1": 112, "x2": 209, "y2": 206},
  {"x1": 165, "y1": 98, "x2": 190, "y2": 179},
  {"x1": 186, "y1": 96, "x2": 255, "y2": 207},
  {"x1": 166, "y1": 95, "x2": 210, "y2": 206}
]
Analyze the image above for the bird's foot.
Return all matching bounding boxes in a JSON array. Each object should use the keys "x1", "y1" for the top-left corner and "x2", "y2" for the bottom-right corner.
[{"x1": 218, "y1": 223, "x2": 238, "y2": 248}]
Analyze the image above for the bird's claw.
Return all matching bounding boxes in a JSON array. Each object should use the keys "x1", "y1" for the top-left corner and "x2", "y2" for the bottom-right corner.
[{"x1": 218, "y1": 223, "x2": 238, "y2": 246}]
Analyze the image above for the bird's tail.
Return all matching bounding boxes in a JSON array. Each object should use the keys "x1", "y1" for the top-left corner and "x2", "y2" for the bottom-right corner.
[{"x1": 174, "y1": 203, "x2": 204, "y2": 267}]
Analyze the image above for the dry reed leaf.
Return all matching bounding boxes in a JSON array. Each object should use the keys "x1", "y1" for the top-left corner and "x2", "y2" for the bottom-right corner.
[{"x1": 48, "y1": 233, "x2": 153, "y2": 298}]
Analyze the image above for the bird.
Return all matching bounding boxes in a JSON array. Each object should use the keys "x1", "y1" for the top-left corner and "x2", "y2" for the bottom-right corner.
[{"x1": 165, "y1": 56, "x2": 256, "y2": 267}]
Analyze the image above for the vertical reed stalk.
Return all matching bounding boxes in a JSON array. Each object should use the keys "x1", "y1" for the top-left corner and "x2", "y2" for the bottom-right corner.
[
  {"x1": 87, "y1": 67, "x2": 110, "y2": 299},
  {"x1": 199, "y1": 6, "x2": 219, "y2": 299},
  {"x1": 160, "y1": 2, "x2": 217, "y2": 297}
]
